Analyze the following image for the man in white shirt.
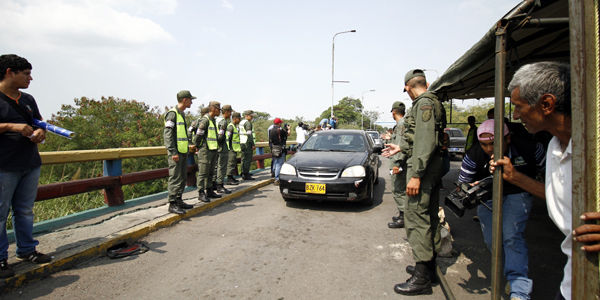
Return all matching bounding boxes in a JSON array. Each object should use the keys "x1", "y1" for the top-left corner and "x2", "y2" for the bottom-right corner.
[
  {"x1": 295, "y1": 122, "x2": 307, "y2": 147},
  {"x1": 490, "y1": 62, "x2": 599, "y2": 300}
]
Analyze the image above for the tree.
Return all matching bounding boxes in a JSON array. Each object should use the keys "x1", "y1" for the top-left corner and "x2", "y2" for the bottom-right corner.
[
  {"x1": 315, "y1": 97, "x2": 363, "y2": 128},
  {"x1": 253, "y1": 111, "x2": 271, "y2": 121}
]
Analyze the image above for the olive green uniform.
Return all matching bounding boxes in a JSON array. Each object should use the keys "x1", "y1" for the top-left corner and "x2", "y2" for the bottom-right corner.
[
  {"x1": 226, "y1": 122, "x2": 241, "y2": 176},
  {"x1": 239, "y1": 120, "x2": 255, "y2": 175},
  {"x1": 390, "y1": 117, "x2": 407, "y2": 212},
  {"x1": 192, "y1": 115, "x2": 218, "y2": 190},
  {"x1": 404, "y1": 91, "x2": 445, "y2": 263},
  {"x1": 164, "y1": 108, "x2": 190, "y2": 203},
  {"x1": 214, "y1": 117, "x2": 229, "y2": 185}
]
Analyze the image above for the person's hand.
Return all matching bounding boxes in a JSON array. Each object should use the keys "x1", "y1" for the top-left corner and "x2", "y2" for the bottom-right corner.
[
  {"x1": 406, "y1": 177, "x2": 421, "y2": 196},
  {"x1": 30, "y1": 128, "x2": 46, "y2": 144},
  {"x1": 13, "y1": 123, "x2": 34, "y2": 137},
  {"x1": 382, "y1": 144, "x2": 401, "y2": 157},
  {"x1": 392, "y1": 166, "x2": 400, "y2": 174},
  {"x1": 380, "y1": 133, "x2": 391, "y2": 140},
  {"x1": 573, "y1": 212, "x2": 600, "y2": 252},
  {"x1": 252, "y1": 146, "x2": 256, "y2": 150},
  {"x1": 189, "y1": 145, "x2": 197, "y2": 153},
  {"x1": 172, "y1": 154, "x2": 179, "y2": 162},
  {"x1": 489, "y1": 155, "x2": 518, "y2": 183}
]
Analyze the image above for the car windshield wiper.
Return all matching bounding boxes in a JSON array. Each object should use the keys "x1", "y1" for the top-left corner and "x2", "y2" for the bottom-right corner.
[
  {"x1": 300, "y1": 149, "x2": 322, "y2": 151},
  {"x1": 328, "y1": 149, "x2": 360, "y2": 152}
]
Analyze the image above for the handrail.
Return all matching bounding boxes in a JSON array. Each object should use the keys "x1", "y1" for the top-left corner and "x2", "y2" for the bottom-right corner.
[
  {"x1": 40, "y1": 141, "x2": 294, "y2": 165},
  {"x1": 37, "y1": 142, "x2": 298, "y2": 206}
]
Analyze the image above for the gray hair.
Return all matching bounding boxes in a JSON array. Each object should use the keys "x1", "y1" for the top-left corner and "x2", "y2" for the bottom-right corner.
[{"x1": 507, "y1": 61, "x2": 570, "y2": 115}]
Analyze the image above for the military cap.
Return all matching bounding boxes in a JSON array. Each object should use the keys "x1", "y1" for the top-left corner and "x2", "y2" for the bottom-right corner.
[
  {"x1": 222, "y1": 104, "x2": 232, "y2": 111},
  {"x1": 177, "y1": 90, "x2": 196, "y2": 100},
  {"x1": 232, "y1": 112, "x2": 241, "y2": 118},
  {"x1": 390, "y1": 101, "x2": 406, "y2": 112},
  {"x1": 208, "y1": 101, "x2": 221, "y2": 109},
  {"x1": 403, "y1": 69, "x2": 426, "y2": 92},
  {"x1": 200, "y1": 107, "x2": 209, "y2": 115},
  {"x1": 243, "y1": 110, "x2": 255, "y2": 116}
]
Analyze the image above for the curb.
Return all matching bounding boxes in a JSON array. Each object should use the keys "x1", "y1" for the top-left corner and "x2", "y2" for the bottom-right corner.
[{"x1": 0, "y1": 178, "x2": 274, "y2": 293}]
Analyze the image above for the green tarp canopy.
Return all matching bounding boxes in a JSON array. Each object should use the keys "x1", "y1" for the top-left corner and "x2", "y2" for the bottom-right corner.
[{"x1": 429, "y1": 0, "x2": 569, "y2": 101}]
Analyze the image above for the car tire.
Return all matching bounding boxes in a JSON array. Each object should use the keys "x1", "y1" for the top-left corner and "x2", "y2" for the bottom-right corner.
[{"x1": 362, "y1": 179, "x2": 374, "y2": 206}]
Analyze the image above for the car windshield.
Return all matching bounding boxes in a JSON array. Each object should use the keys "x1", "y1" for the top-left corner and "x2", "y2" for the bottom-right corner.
[
  {"x1": 301, "y1": 133, "x2": 366, "y2": 152},
  {"x1": 446, "y1": 129, "x2": 464, "y2": 137}
]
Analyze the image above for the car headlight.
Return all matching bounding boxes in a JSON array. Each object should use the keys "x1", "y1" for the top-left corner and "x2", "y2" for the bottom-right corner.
[
  {"x1": 280, "y1": 163, "x2": 296, "y2": 176},
  {"x1": 341, "y1": 165, "x2": 366, "y2": 177}
]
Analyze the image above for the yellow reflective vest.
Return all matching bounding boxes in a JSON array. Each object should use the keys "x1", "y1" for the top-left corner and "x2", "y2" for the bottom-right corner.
[
  {"x1": 167, "y1": 108, "x2": 189, "y2": 154},
  {"x1": 227, "y1": 123, "x2": 241, "y2": 152},
  {"x1": 205, "y1": 115, "x2": 218, "y2": 150}
]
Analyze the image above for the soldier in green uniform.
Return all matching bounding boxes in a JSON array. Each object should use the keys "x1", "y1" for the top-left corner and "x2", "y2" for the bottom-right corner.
[
  {"x1": 387, "y1": 101, "x2": 407, "y2": 229},
  {"x1": 226, "y1": 112, "x2": 242, "y2": 185},
  {"x1": 239, "y1": 110, "x2": 256, "y2": 180},
  {"x1": 214, "y1": 105, "x2": 233, "y2": 194},
  {"x1": 385, "y1": 69, "x2": 445, "y2": 295},
  {"x1": 192, "y1": 101, "x2": 222, "y2": 202},
  {"x1": 164, "y1": 90, "x2": 196, "y2": 214}
]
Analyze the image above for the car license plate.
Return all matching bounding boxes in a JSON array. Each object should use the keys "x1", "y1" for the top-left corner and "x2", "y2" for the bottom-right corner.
[
  {"x1": 305, "y1": 183, "x2": 326, "y2": 194},
  {"x1": 450, "y1": 147, "x2": 461, "y2": 152}
]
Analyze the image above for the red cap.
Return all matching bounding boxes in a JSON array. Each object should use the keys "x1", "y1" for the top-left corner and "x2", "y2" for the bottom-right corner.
[{"x1": 273, "y1": 118, "x2": 282, "y2": 124}]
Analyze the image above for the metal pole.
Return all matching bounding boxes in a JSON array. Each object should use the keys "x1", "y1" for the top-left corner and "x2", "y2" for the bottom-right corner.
[
  {"x1": 491, "y1": 21, "x2": 508, "y2": 300},
  {"x1": 331, "y1": 30, "x2": 356, "y2": 119},
  {"x1": 361, "y1": 89, "x2": 375, "y2": 130}
]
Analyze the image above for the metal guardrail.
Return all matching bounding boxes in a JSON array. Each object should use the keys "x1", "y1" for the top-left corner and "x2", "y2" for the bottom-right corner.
[{"x1": 37, "y1": 141, "x2": 297, "y2": 206}]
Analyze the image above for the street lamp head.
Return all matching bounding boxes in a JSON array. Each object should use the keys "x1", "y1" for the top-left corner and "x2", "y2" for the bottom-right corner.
[{"x1": 351, "y1": 30, "x2": 356, "y2": 32}]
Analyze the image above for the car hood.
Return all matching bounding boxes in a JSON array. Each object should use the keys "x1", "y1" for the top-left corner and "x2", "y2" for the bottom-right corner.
[{"x1": 289, "y1": 151, "x2": 367, "y2": 169}]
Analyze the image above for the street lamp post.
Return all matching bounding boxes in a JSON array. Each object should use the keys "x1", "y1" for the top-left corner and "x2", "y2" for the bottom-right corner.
[
  {"x1": 361, "y1": 89, "x2": 375, "y2": 130},
  {"x1": 331, "y1": 30, "x2": 356, "y2": 119}
]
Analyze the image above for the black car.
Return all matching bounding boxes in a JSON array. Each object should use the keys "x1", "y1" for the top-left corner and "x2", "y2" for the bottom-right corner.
[{"x1": 279, "y1": 130, "x2": 381, "y2": 205}]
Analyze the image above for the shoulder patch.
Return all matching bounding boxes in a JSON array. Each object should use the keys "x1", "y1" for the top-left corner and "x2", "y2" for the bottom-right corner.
[
  {"x1": 422, "y1": 110, "x2": 432, "y2": 122},
  {"x1": 420, "y1": 105, "x2": 433, "y2": 111}
]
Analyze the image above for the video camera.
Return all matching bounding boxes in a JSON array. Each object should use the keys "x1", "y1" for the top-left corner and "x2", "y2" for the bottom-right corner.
[{"x1": 444, "y1": 176, "x2": 493, "y2": 218}]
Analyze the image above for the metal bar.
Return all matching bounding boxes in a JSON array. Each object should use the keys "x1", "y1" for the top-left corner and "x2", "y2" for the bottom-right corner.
[
  {"x1": 522, "y1": 17, "x2": 570, "y2": 27},
  {"x1": 449, "y1": 99, "x2": 453, "y2": 124},
  {"x1": 568, "y1": 0, "x2": 600, "y2": 299},
  {"x1": 491, "y1": 20, "x2": 508, "y2": 300}
]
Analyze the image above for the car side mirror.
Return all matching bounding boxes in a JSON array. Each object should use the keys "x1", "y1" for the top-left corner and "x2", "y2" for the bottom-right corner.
[{"x1": 373, "y1": 145, "x2": 383, "y2": 154}]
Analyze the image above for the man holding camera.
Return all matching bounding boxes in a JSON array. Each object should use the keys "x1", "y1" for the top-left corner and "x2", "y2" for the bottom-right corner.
[{"x1": 458, "y1": 119, "x2": 545, "y2": 300}]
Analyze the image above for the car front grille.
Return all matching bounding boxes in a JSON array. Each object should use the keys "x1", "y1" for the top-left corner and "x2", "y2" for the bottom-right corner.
[{"x1": 297, "y1": 168, "x2": 339, "y2": 179}]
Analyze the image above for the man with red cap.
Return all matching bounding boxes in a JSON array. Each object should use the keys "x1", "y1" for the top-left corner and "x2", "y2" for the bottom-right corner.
[
  {"x1": 269, "y1": 118, "x2": 287, "y2": 184},
  {"x1": 457, "y1": 118, "x2": 546, "y2": 300}
]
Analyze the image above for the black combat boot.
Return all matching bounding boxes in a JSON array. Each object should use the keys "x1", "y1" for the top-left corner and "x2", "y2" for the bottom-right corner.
[
  {"x1": 176, "y1": 197, "x2": 193, "y2": 209},
  {"x1": 394, "y1": 262, "x2": 432, "y2": 295},
  {"x1": 243, "y1": 173, "x2": 255, "y2": 180},
  {"x1": 198, "y1": 190, "x2": 210, "y2": 203},
  {"x1": 405, "y1": 263, "x2": 438, "y2": 284},
  {"x1": 216, "y1": 184, "x2": 231, "y2": 194},
  {"x1": 388, "y1": 210, "x2": 405, "y2": 228},
  {"x1": 392, "y1": 209, "x2": 404, "y2": 222},
  {"x1": 168, "y1": 202, "x2": 185, "y2": 214},
  {"x1": 227, "y1": 175, "x2": 240, "y2": 185},
  {"x1": 206, "y1": 188, "x2": 222, "y2": 199}
]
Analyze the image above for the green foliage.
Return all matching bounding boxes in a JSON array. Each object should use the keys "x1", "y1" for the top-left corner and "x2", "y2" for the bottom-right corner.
[
  {"x1": 31, "y1": 97, "x2": 169, "y2": 224},
  {"x1": 443, "y1": 100, "x2": 513, "y2": 134}
]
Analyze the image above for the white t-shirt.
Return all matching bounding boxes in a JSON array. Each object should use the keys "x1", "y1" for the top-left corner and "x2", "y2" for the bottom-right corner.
[
  {"x1": 545, "y1": 136, "x2": 572, "y2": 300},
  {"x1": 295, "y1": 126, "x2": 307, "y2": 144}
]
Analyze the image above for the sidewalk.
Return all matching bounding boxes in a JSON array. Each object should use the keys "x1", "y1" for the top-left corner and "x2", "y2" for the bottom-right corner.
[{"x1": 1, "y1": 170, "x2": 274, "y2": 293}]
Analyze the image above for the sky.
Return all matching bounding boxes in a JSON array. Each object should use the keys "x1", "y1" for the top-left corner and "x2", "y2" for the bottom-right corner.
[{"x1": 1, "y1": 0, "x2": 518, "y2": 124}]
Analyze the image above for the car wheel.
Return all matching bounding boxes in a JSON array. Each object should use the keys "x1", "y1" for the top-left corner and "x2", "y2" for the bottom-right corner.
[{"x1": 362, "y1": 179, "x2": 374, "y2": 206}]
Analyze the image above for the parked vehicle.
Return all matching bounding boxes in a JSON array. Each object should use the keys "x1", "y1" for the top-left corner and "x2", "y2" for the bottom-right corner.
[
  {"x1": 365, "y1": 130, "x2": 384, "y2": 150},
  {"x1": 444, "y1": 128, "x2": 466, "y2": 158},
  {"x1": 279, "y1": 130, "x2": 380, "y2": 205}
]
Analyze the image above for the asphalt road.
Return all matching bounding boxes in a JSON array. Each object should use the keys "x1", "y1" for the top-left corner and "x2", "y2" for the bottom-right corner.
[{"x1": 3, "y1": 158, "x2": 565, "y2": 299}]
